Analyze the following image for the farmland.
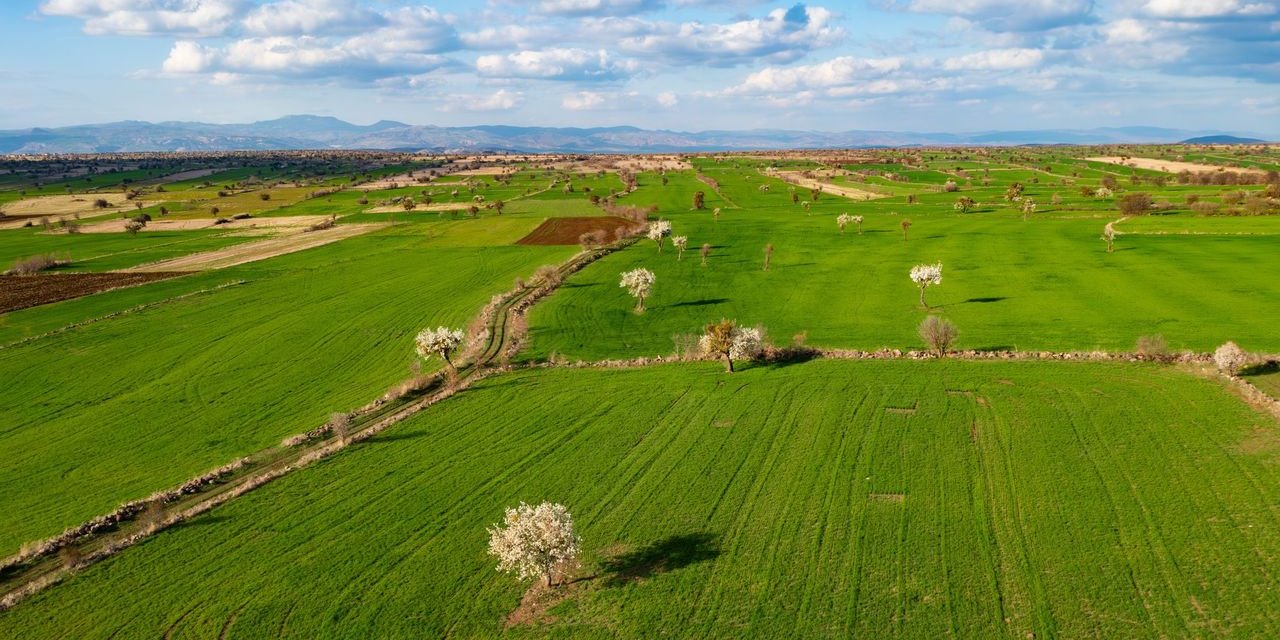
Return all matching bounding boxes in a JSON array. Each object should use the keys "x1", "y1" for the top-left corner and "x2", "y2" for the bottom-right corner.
[
  {"x1": 3, "y1": 361, "x2": 1280, "y2": 637},
  {"x1": 0, "y1": 146, "x2": 1278, "y2": 637}
]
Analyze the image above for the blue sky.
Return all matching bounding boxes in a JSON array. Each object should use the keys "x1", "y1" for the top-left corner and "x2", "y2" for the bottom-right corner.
[{"x1": 2, "y1": 0, "x2": 1278, "y2": 133}]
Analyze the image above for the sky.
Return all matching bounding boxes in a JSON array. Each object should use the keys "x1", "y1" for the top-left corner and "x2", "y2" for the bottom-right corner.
[{"x1": 1, "y1": 0, "x2": 1278, "y2": 133}]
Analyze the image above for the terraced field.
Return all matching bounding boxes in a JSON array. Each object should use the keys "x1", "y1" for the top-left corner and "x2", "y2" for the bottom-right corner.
[{"x1": 2, "y1": 360, "x2": 1279, "y2": 638}]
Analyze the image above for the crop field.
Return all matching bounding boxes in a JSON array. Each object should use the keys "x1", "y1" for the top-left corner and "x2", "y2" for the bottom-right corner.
[
  {"x1": 0, "y1": 147, "x2": 1277, "y2": 638},
  {"x1": 3, "y1": 360, "x2": 1280, "y2": 637}
]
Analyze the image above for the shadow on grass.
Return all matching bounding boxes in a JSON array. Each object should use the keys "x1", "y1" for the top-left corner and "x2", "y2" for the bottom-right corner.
[
  {"x1": 1243, "y1": 360, "x2": 1279, "y2": 377},
  {"x1": 669, "y1": 298, "x2": 729, "y2": 308},
  {"x1": 368, "y1": 429, "x2": 432, "y2": 444},
  {"x1": 561, "y1": 282, "x2": 600, "y2": 289},
  {"x1": 600, "y1": 532, "x2": 721, "y2": 587},
  {"x1": 973, "y1": 345, "x2": 1016, "y2": 352},
  {"x1": 965, "y1": 297, "x2": 1007, "y2": 304}
]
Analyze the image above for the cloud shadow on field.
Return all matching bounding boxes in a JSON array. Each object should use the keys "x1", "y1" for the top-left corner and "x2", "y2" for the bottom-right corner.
[
  {"x1": 669, "y1": 298, "x2": 729, "y2": 308},
  {"x1": 600, "y1": 532, "x2": 721, "y2": 587}
]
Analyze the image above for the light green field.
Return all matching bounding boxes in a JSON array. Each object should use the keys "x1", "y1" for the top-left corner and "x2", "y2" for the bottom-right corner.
[{"x1": 2, "y1": 360, "x2": 1278, "y2": 638}]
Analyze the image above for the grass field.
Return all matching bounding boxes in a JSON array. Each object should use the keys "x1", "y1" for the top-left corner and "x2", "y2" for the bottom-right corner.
[
  {"x1": 2, "y1": 360, "x2": 1279, "y2": 637},
  {"x1": 0, "y1": 227, "x2": 254, "y2": 272},
  {"x1": 0, "y1": 219, "x2": 574, "y2": 555}
]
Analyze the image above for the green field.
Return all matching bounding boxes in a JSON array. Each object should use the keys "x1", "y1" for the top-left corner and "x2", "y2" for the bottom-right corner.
[
  {"x1": 3, "y1": 360, "x2": 1279, "y2": 637},
  {"x1": 0, "y1": 219, "x2": 573, "y2": 554}
]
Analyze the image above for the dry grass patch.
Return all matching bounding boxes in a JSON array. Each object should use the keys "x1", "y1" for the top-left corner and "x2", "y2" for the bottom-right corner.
[
  {"x1": 122, "y1": 223, "x2": 385, "y2": 272},
  {"x1": 1087, "y1": 156, "x2": 1267, "y2": 175},
  {"x1": 0, "y1": 194, "x2": 132, "y2": 219}
]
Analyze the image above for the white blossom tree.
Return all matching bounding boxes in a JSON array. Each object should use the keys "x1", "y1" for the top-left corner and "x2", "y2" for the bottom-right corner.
[
  {"x1": 620, "y1": 268, "x2": 655, "y2": 312},
  {"x1": 487, "y1": 502, "x2": 581, "y2": 588},
  {"x1": 699, "y1": 319, "x2": 763, "y2": 372},
  {"x1": 1095, "y1": 186, "x2": 1113, "y2": 198},
  {"x1": 415, "y1": 326, "x2": 465, "y2": 373},
  {"x1": 672, "y1": 235, "x2": 688, "y2": 261},
  {"x1": 1021, "y1": 198, "x2": 1036, "y2": 221},
  {"x1": 837, "y1": 213, "x2": 852, "y2": 234},
  {"x1": 852, "y1": 214, "x2": 864, "y2": 234},
  {"x1": 647, "y1": 220, "x2": 672, "y2": 252},
  {"x1": 1213, "y1": 341, "x2": 1248, "y2": 375},
  {"x1": 909, "y1": 262, "x2": 943, "y2": 309}
]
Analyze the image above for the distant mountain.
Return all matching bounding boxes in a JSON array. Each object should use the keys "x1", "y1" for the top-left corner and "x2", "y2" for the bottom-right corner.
[
  {"x1": 1179, "y1": 135, "x2": 1265, "y2": 144},
  {"x1": 0, "y1": 116, "x2": 1272, "y2": 154}
]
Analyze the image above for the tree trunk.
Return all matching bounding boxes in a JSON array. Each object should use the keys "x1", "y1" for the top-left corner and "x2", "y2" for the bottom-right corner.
[
  {"x1": 919, "y1": 287, "x2": 929, "y2": 309},
  {"x1": 724, "y1": 355, "x2": 734, "y2": 373},
  {"x1": 636, "y1": 297, "x2": 645, "y2": 313}
]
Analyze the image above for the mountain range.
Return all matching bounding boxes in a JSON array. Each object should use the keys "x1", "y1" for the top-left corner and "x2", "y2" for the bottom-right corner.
[{"x1": 0, "y1": 115, "x2": 1272, "y2": 154}]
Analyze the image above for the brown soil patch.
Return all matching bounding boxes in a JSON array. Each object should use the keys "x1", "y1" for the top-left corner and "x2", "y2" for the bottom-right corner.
[
  {"x1": 77, "y1": 215, "x2": 330, "y2": 234},
  {"x1": 143, "y1": 168, "x2": 222, "y2": 185},
  {"x1": 0, "y1": 194, "x2": 133, "y2": 220},
  {"x1": 504, "y1": 581, "x2": 578, "y2": 628},
  {"x1": 0, "y1": 272, "x2": 186, "y2": 313},
  {"x1": 765, "y1": 170, "x2": 885, "y2": 201},
  {"x1": 1087, "y1": 157, "x2": 1266, "y2": 175},
  {"x1": 123, "y1": 223, "x2": 385, "y2": 272},
  {"x1": 516, "y1": 217, "x2": 635, "y2": 245},
  {"x1": 366, "y1": 203, "x2": 471, "y2": 214}
]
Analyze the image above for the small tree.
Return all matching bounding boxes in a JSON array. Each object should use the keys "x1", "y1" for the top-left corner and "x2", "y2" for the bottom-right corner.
[
  {"x1": 488, "y1": 502, "x2": 581, "y2": 588},
  {"x1": 1021, "y1": 197, "x2": 1036, "y2": 221},
  {"x1": 700, "y1": 242, "x2": 711, "y2": 267},
  {"x1": 900, "y1": 219, "x2": 912, "y2": 241},
  {"x1": 620, "y1": 268, "x2": 655, "y2": 312},
  {"x1": 124, "y1": 220, "x2": 145, "y2": 235},
  {"x1": 953, "y1": 197, "x2": 976, "y2": 213},
  {"x1": 494, "y1": 199, "x2": 505, "y2": 215},
  {"x1": 329, "y1": 412, "x2": 351, "y2": 445},
  {"x1": 1117, "y1": 192, "x2": 1153, "y2": 216},
  {"x1": 1003, "y1": 182, "x2": 1024, "y2": 202},
  {"x1": 918, "y1": 315, "x2": 958, "y2": 357},
  {"x1": 1102, "y1": 221, "x2": 1118, "y2": 253},
  {"x1": 942, "y1": 179, "x2": 958, "y2": 192},
  {"x1": 762, "y1": 243, "x2": 774, "y2": 271},
  {"x1": 415, "y1": 326, "x2": 465, "y2": 374},
  {"x1": 672, "y1": 235, "x2": 688, "y2": 261},
  {"x1": 837, "y1": 213, "x2": 852, "y2": 233},
  {"x1": 712, "y1": 207, "x2": 721, "y2": 222},
  {"x1": 647, "y1": 220, "x2": 672, "y2": 252},
  {"x1": 909, "y1": 262, "x2": 943, "y2": 308},
  {"x1": 699, "y1": 319, "x2": 763, "y2": 372},
  {"x1": 692, "y1": 191, "x2": 705, "y2": 210},
  {"x1": 402, "y1": 197, "x2": 415, "y2": 212},
  {"x1": 1213, "y1": 341, "x2": 1248, "y2": 375}
]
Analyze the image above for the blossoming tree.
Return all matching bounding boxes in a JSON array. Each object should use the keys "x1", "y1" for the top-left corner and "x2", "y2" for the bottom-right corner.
[
  {"x1": 909, "y1": 262, "x2": 943, "y2": 308},
  {"x1": 700, "y1": 319, "x2": 763, "y2": 372},
  {"x1": 672, "y1": 235, "x2": 688, "y2": 261},
  {"x1": 487, "y1": 502, "x2": 581, "y2": 588},
  {"x1": 415, "y1": 326, "x2": 465, "y2": 373},
  {"x1": 647, "y1": 220, "x2": 672, "y2": 252},
  {"x1": 620, "y1": 268, "x2": 655, "y2": 312}
]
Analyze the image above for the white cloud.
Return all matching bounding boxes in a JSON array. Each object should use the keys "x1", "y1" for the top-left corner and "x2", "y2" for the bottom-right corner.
[
  {"x1": 562, "y1": 91, "x2": 610, "y2": 109},
  {"x1": 534, "y1": 0, "x2": 664, "y2": 17},
  {"x1": 888, "y1": 0, "x2": 1095, "y2": 31},
  {"x1": 444, "y1": 89, "x2": 523, "y2": 111},
  {"x1": 242, "y1": 0, "x2": 385, "y2": 36},
  {"x1": 611, "y1": 3, "x2": 844, "y2": 65},
  {"x1": 39, "y1": 0, "x2": 243, "y2": 36},
  {"x1": 942, "y1": 48, "x2": 1044, "y2": 70},
  {"x1": 1143, "y1": 0, "x2": 1276, "y2": 18},
  {"x1": 657, "y1": 90, "x2": 678, "y2": 107},
  {"x1": 476, "y1": 48, "x2": 638, "y2": 81}
]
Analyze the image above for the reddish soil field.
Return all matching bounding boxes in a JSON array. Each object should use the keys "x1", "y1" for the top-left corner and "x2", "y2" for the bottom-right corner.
[
  {"x1": 0, "y1": 272, "x2": 186, "y2": 314},
  {"x1": 516, "y1": 216, "x2": 637, "y2": 245}
]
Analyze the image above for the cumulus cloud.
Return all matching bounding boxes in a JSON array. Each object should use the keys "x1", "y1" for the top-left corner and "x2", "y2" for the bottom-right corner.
[
  {"x1": 884, "y1": 0, "x2": 1096, "y2": 31},
  {"x1": 560, "y1": 89, "x2": 675, "y2": 109},
  {"x1": 39, "y1": 0, "x2": 244, "y2": 36},
  {"x1": 1142, "y1": 0, "x2": 1276, "y2": 18},
  {"x1": 611, "y1": 3, "x2": 844, "y2": 66},
  {"x1": 941, "y1": 48, "x2": 1044, "y2": 70},
  {"x1": 657, "y1": 90, "x2": 678, "y2": 106},
  {"x1": 476, "y1": 48, "x2": 638, "y2": 80},
  {"x1": 443, "y1": 88, "x2": 523, "y2": 111},
  {"x1": 242, "y1": 0, "x2": 386, "y2": 36},
  {"x1": 534, "y1": 0, "x2": 665, "y2": 17}
]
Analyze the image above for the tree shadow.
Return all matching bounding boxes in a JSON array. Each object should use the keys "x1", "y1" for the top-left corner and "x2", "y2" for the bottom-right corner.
[
  {"x1": 561, "y1": 282, "x2": 599, "y2": 289},
  {"x1": 973, "y1": 345, "x2": 1015, "y2": 352},
  {"x1": 669, "y1": 298, "x2": 729, "y2": 308},
  {"x1": 367, "y1": 429, "x2": 431, "y2": 444},
  {"x1": 600, "y1": 532, "x2": 721, "y2": 587},
  {"x1": 965, "y1": 297, "x2": 1007, "y2": 304},
  {"x1": 1242, "y1": 360, "x2": 1278, "y2": 377}
]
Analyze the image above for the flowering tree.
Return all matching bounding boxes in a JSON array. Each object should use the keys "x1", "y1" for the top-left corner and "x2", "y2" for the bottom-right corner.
[
  {"x1": 700, "y1": 242, "x2": 711, "y2": 266},
  {"x1": 953, "y1": 197, "x2": 977, "y2": 213},
  {"x1": 1213, "y1": 341, "x2": 1248, "y2": 375},
  {"x1": 700, "y1": 319, "x2": 764, "y2": 372},
  {"x1": 1095, "y1": 186, "x2": 1113, "y2": 198},
  {"x1": 900, "y1": 219, "x2": 912, "y2": 241},
  {"x1": 620, "y1": 268, "x2": 655, "y2": 312},
  {"x1": 415, "y1": 326, "x2": 465, "y2": 373},
  {"x1": 692, "y1": 191, "x2": 705, "y2": 210},
  {"x1": 712, "y1": 207, "x2": 722, "y2": 222},
  {"x1": 487, "y1": 502, "x2": 581, "y2": 588},
  {"x1": 672, "y1": 235, "x2": 688, "y2": 261},
  {"x1": 837, "y1": 213, "x2": 852, "y2": 233},
  {"x1": 852, "y1": 214, "x2": 864, "y2": 234},
  {"x1": 909, "y1": 262, "x2": 943, "y2": 308},
  {"x1": 1102, "y1": 221, "x2": 1118, "y2": 253},
  {"x1": 1021, "y1": 198, "x2": 1037, "y2": 221},
  {"x1": 1003, "y1": 182, "x2": 1024, "y2": 202},
  {"x1": 647, "y1": 220, "x2": 672, "y2": 252}
]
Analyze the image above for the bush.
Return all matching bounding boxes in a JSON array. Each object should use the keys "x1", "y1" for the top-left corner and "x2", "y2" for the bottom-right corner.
[
  {"x1": 92, "y1": 198, "x2": 110, "y2": 209},
  {"x1": 5, "y1": 253, "x2": 70, "y2": 275},
  {"x1": 918, "y1": 315, "x2": 958, "y2": 357},
  {"x1": 1135, "y1": 334, "x2": 1168, "y2": 358},
  {"x1": 1213, "y1": 341, "x2": 1248, "y2": 375},
  {"x1": 534, "y1": 265, "x2": 562, "y2": 287},
  {"x1": 1117, "y1": 192, "x2": 1152, "y2": 216}
]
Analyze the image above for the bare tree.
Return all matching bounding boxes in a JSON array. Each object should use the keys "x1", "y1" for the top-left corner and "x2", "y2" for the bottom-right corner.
[
  {"x1": 700, "y1": 242, "x2": 711, "y2": 267},
  {"x1": 918, "y1": 315, "x2": 958, "y2": 357},
  {"x1": 763, "y1": 243, "x2": 774, "y2": 271},
  {"x1": 900, "y1": 219, "x2": 912, "y2": 241}
]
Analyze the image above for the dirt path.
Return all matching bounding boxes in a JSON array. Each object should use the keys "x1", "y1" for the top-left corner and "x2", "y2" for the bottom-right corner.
[
  {"x1": 122, "y1": 224, "x2": 385, "y2": 272},
  {"x1": 764, "y1": 170, "x2": 886, "y2": 201},
  {"x1": 1086, "y1": 157, "x2": 1266, "y2": 175}
]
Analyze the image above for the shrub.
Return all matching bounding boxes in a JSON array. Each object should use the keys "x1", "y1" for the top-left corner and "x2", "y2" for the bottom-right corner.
[
  {"x1": 918, "y1": 315, "x2": 958, "y2": 357},
  {"x1": 92, "y1": 198, "x2": 110, "y2": 209},
  {"x1": 5, "y1": 253, "x2": 70, "y2": 275},
  {"x1": 1117, "y1": 192, "x2": 1153, "y2": 216},
  {"x1": 1213, "y1": 341, "x2": 1248, "y2": 375},
  {"x1": 1135, "y1": 334, "x2": 1168, "y2": 358},
  {"x1": 534, "y1": 264, "x2": 562, "y2": 287}
]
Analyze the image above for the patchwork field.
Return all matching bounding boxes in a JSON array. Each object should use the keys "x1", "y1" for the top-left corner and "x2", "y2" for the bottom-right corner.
[
  {"x1": 3, "y1": 361, "x2": 1279, "y2": 637},
  {"x1": 0, "y1": 147, "x2": 1278, "y2": 637}
]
